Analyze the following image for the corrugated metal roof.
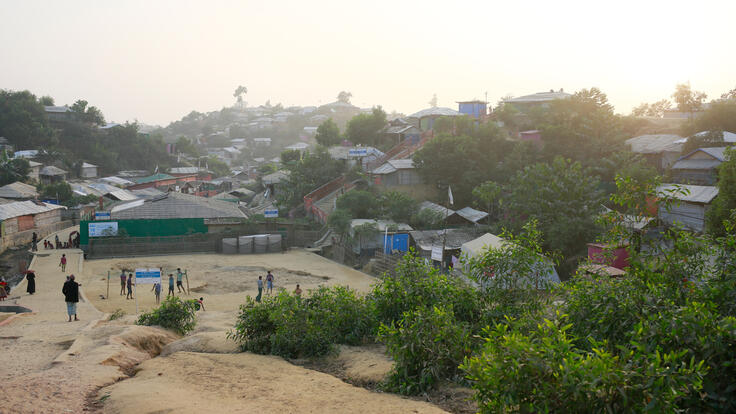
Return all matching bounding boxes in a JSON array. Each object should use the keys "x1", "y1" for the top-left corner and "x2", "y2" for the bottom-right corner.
[
  {"x1": 455, "y1": 206, "x2": 488, "y2": 223},
  {"x1": 419, "y1": 200, "x2": 455, "y2": 217},
  {"x1": 658, "y1": 184, "x2": 719, "y2": 204},
  {"x1": 0, "y1": 201, "x2": 65, "y2": 221},
  {"x1": 671, "y1": 159, "x2": 722, "y2": 170},
  {"x1": 44, "y1": 105, "x2": 71, "y2": 113},
  {"x1": 40, "y1": 166, "x2": 67, "y2": 176},
  {"x1": 106, "y1": 189, "x2": 138, "y2": 201},
  {"x1": 111, "y1": 192, "x2": 246, "y2": 220},
  {"x1": 408, "y1": 107, "x2": 461, "y2": 118},
  {"x1": 262, "y1": 170, "x2": 289, "y2": 185},
  {"x1": 503, "y1": 91, "x2": 572, "y2": 103},
  {"x1": 388, "y1": 159, "x2": 414, "y2": 169},
  {"x1": 0, "y1": 182, "x2": 38, "y2": 199},
  {"x1": 410, "y1": 228, "x2": 485, "y2": 251},
  {"x1": 699, "y1": 147, "x2": 728, "y2": 161},
  {"x1": 130, "y1": 188, "x2": 165, "y2": 199},
  {"x1": 626, "y1": 134, "x2": 683, "y2": 154},
  {"x1": 100, "y1": 176, "x2": 135, "y2": 186},
  {"x1": 169, "y1": 167, "x2": 199, "y2": 174},
  {"x1": 134, "y1": 173, "x2": 175, "y2": 184},
  {"x1": 82, "y1": 162, "x2": 97, "y2": 168},
  {"x1": 350, "y1": 219, "x2": 412, "y2": 232}
]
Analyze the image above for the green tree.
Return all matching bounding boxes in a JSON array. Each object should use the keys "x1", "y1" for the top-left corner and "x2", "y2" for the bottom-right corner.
[
  {"x1": 280, "y1": 149, "x2": 301, "y2": 164},
  {"x1": 39, "y1": 95, "x2": 54, "y2": 106},
  {"x1": 503, "y1": 157, "x2": 604, "y2": 268},
  {"x1": 540, "y1": 87, "x2": 624, "y2": 164},
  {"x1": 336, "y1": 190, "x2": 380, "y2": 218},
  {"x1": 206, "y1": 156, "x2": 231, "y2": 178},
  {"x1": 70, "y1": 99, "x2": 105, "y2": 125},
  {"x1": 175, "y1": 136, "x2": 202, "y2": 157},
  {"x1": 379, "y1": 191, "x2": 418, "y2": 223},
  {"x1": 337, "y1": 91, "x2": 352, "y2": 104},
  {"x1": 345, "y1": 107, "x2": 387, "y2": 146},
  {"x1": 0, "y1": 152, "x2": 30, "y2": 186},
  {"x1": 707, "y1": 147, "x2": 736, "y2": 236},
  {"x1": 276, "y1": 147, "x2": 346, "y2": 209},
  {"x1": 328, "y1": 208, "x2": 352, "y2": 242},
  {"x1": 38, "y1": 181, "x2": 73, "y2": 203},
  {"x1": 233, "y1": 85, "x2": 248, "y2": 105},
  {"x1": 672, "y1": 82, "x2": 707, "y2": 115},
  {"x1": 472, "y1": 181, "x2": 501, "y2": 224},
  {"x1": 412, "y1": 135, "x2": 479, "y2": 206},
  {"x1": 315, "y1": 118, "x2": 341, "y2": 147},
  {"x1": 0, "y1": 90, "x2": 55, "y2": 149}
]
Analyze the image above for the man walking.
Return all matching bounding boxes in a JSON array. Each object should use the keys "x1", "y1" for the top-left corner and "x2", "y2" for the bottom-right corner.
[
  {"x1": 176, "y1": 268, "x2": 184, "y2": 293},
  {"x1": 31, "y1": 232, "x2": 38, "y2": 252},
  {"x1": 119, "y1": 270, "x2": 127, "y2": 296},
  {"x1": 62, "y1": 274, "x2": 80, "y2": 322},
  {"x1": 151, "y1": 281, "x2": 161, "y2": 304},
  {"x1": 266, "y1": 271, "x2": 274, "y2": 295},
  {"x1": 59, "y1": 254, "x2": 67, "y2": 272},
  {"x1": 167, "y1": 274, "x2": 175, "y2": 297},
  {"x1": 256, "y1": 276, "x2": 263, "y2": 303},
  {"x1": 126, "y1": 273, "x2": 134, "y2": 300}
]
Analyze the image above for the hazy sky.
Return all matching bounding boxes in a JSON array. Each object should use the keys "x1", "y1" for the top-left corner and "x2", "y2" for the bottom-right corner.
[{"x1": 2, "y1": 0, "x2": 735, "y2": 126}]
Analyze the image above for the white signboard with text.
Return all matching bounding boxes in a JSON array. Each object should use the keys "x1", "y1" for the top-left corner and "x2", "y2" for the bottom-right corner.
[
  {"x1": 88, "y1": 221, "x2": 118, "y2": 237},
  {"x1": 135, "y1": 268, "x2": 161, "y2": 285},
  {"x1": 264, "y1": 209, "x2": 279, "y2": 218}
]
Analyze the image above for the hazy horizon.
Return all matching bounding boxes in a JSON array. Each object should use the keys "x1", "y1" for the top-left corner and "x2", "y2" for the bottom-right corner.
[{"x1": 2, "y1": 0, "x2": 735, "y2": 126}]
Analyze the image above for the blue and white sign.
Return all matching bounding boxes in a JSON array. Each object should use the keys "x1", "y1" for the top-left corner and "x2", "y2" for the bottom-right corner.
[
  {"x1": 135, "y1": 268, "x2": 161, "y2": 285},
  {"x1": 88, "y1": 221, "x2": 118, "y2": 237},
  {"x1": 264, "y1": 209, "x2": 279, "y2": 218},
  {"x1": 95, "y1": 212, "x2": 111, "y2": 220},
  {"x1": 348, "y1": 148, "x2": 368, "y2": 157}
]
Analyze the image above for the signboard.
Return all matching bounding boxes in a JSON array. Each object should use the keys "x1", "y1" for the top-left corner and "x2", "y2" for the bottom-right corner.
[
  {"x1": 348, "y1": 148, "x2": 368, "y2": 157},
  {"x1": 135, "y1": 268, "x2": 161, "y2": 285},
  {"x1": 94, "y1": 212, "x2": 111, "y2": 220},
  {"x1": 431, "y1": 246, "x2": 443, "y2": 261},
  {"x1": 88, "y1": 222, "x2": 118, "y2": 237},
  {"x1": 264, "y1": 209, "x2": 279, "y2": 218}
]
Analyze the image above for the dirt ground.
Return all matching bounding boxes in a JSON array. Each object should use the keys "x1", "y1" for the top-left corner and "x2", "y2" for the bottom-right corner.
[
  {"x1": 2, "y1": 233, "x2": 459, "y2": 414},
  {"x1": 81, "y1": 250, "x2": 376, "y2": 314}
]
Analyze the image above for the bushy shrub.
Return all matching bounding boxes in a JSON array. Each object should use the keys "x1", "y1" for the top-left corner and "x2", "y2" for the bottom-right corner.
[
  {"x1": 379, "y1": 305, "x2": 471, "y2": 395},
  {"x1": 370, "y1": 252, "x2": 482, "y2": 326},
  {"x1": 462, "y1": 317, "x2": 705, "y2": 413},
  {"x1": 229, "y1": 286, "x2": 375, "y2": 358},
  {"x1": 136, "y1": 296, "x2": 197, "y2": 334},
  {"x1": 631, "y1": 301, "x2": 736, "y2": 411}
]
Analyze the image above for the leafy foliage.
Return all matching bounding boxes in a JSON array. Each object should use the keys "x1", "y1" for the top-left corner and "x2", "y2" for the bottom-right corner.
[
  {"x1": 463, "y1": 317, "x2": 704, "y2": 413},
  {"x1": 136, "y1": 296, "x2": 198, "y2": 335},
  {"x1": 228, "y1": 286, "x2": 375, "y2": 358},
  {"x1": 336, "y1": 190, "x2": 380, "y2": 218},
  {"x1": 0, "y1": 152, "x2": 30, "y2": 186},
  {"x1": 276, "y1": 147, "x2": 346, "y2": 209},
  {"x1": 315, "y1": 118, "x2": 341, "y2": 147},
  {"x1": 707, "y1": 148, "x2": 736, "y2": 237},
  {"x1": 345, "y1": 107, "x2": 387, "y2": 146},
  {"x1": 379, "y1": 306, "x2": 472, "y2": 395},
  {"x1": 503, "y1": 157, "x2": 604, "y2": 266},
  {"x1": 369, "y1": 252, "x2": 481, "y2": 326}
]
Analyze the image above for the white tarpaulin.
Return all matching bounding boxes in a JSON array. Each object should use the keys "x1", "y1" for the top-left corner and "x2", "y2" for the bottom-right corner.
[{"x1": 431, "y1": 246, "x2": 443, "y2": 261}]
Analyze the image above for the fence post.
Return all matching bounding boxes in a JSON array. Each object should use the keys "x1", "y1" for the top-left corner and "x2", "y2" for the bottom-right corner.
[
  {"x1": 185, "y1": 269, "x2": 190, "y2": 295},
  {"x1": 106, "y1": 270, "x2": 109, "y2": 299}
]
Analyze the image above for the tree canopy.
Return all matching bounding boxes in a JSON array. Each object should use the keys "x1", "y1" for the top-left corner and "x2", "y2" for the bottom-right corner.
[
  {"x1": 345, "y1": 107, "x2": 387, "y2": 147},
  {"x1": 315, "y1": 118, "x2": 341, "y2": 147}
]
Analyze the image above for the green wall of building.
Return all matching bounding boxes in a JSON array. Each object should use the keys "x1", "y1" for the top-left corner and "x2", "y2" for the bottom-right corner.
[{"x1": 80, "y1": 218, "x2": 207, "y2": 245}]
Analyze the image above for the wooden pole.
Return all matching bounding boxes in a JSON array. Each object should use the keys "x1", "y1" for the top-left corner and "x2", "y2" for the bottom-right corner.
[
  {"x1": 106, "y1": 271, "x2": 109, "y2": 300},
  {"x1": 185, "y1": 269, "x2": 190, "y2": 295}
]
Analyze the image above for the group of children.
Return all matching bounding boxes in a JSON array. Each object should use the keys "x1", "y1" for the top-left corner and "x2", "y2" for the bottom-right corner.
[
  {"x1": 255, "y1": 271, "x2": 302, "y2": 302},
  {"x1": 149, "y1": 268, "x2": 186, "y2": 304}
]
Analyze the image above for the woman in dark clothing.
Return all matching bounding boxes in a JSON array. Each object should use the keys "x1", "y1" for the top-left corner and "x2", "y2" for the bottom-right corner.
[{"x1": 26, "y1": 271, "x2": 36, "y2": 294}]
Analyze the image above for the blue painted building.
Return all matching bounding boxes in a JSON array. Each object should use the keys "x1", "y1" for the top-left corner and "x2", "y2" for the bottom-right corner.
[{"x1": 457, "y1": 100, "x2": 487, "y2": 119}]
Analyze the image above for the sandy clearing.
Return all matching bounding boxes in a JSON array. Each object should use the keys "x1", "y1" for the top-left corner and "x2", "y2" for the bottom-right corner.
[
  {"x1": 99, "y1": 351, "x2": 448, "y2": 414},
  {"x1": 81, "y1": 249, "x2": 377, "y2": 314}
]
